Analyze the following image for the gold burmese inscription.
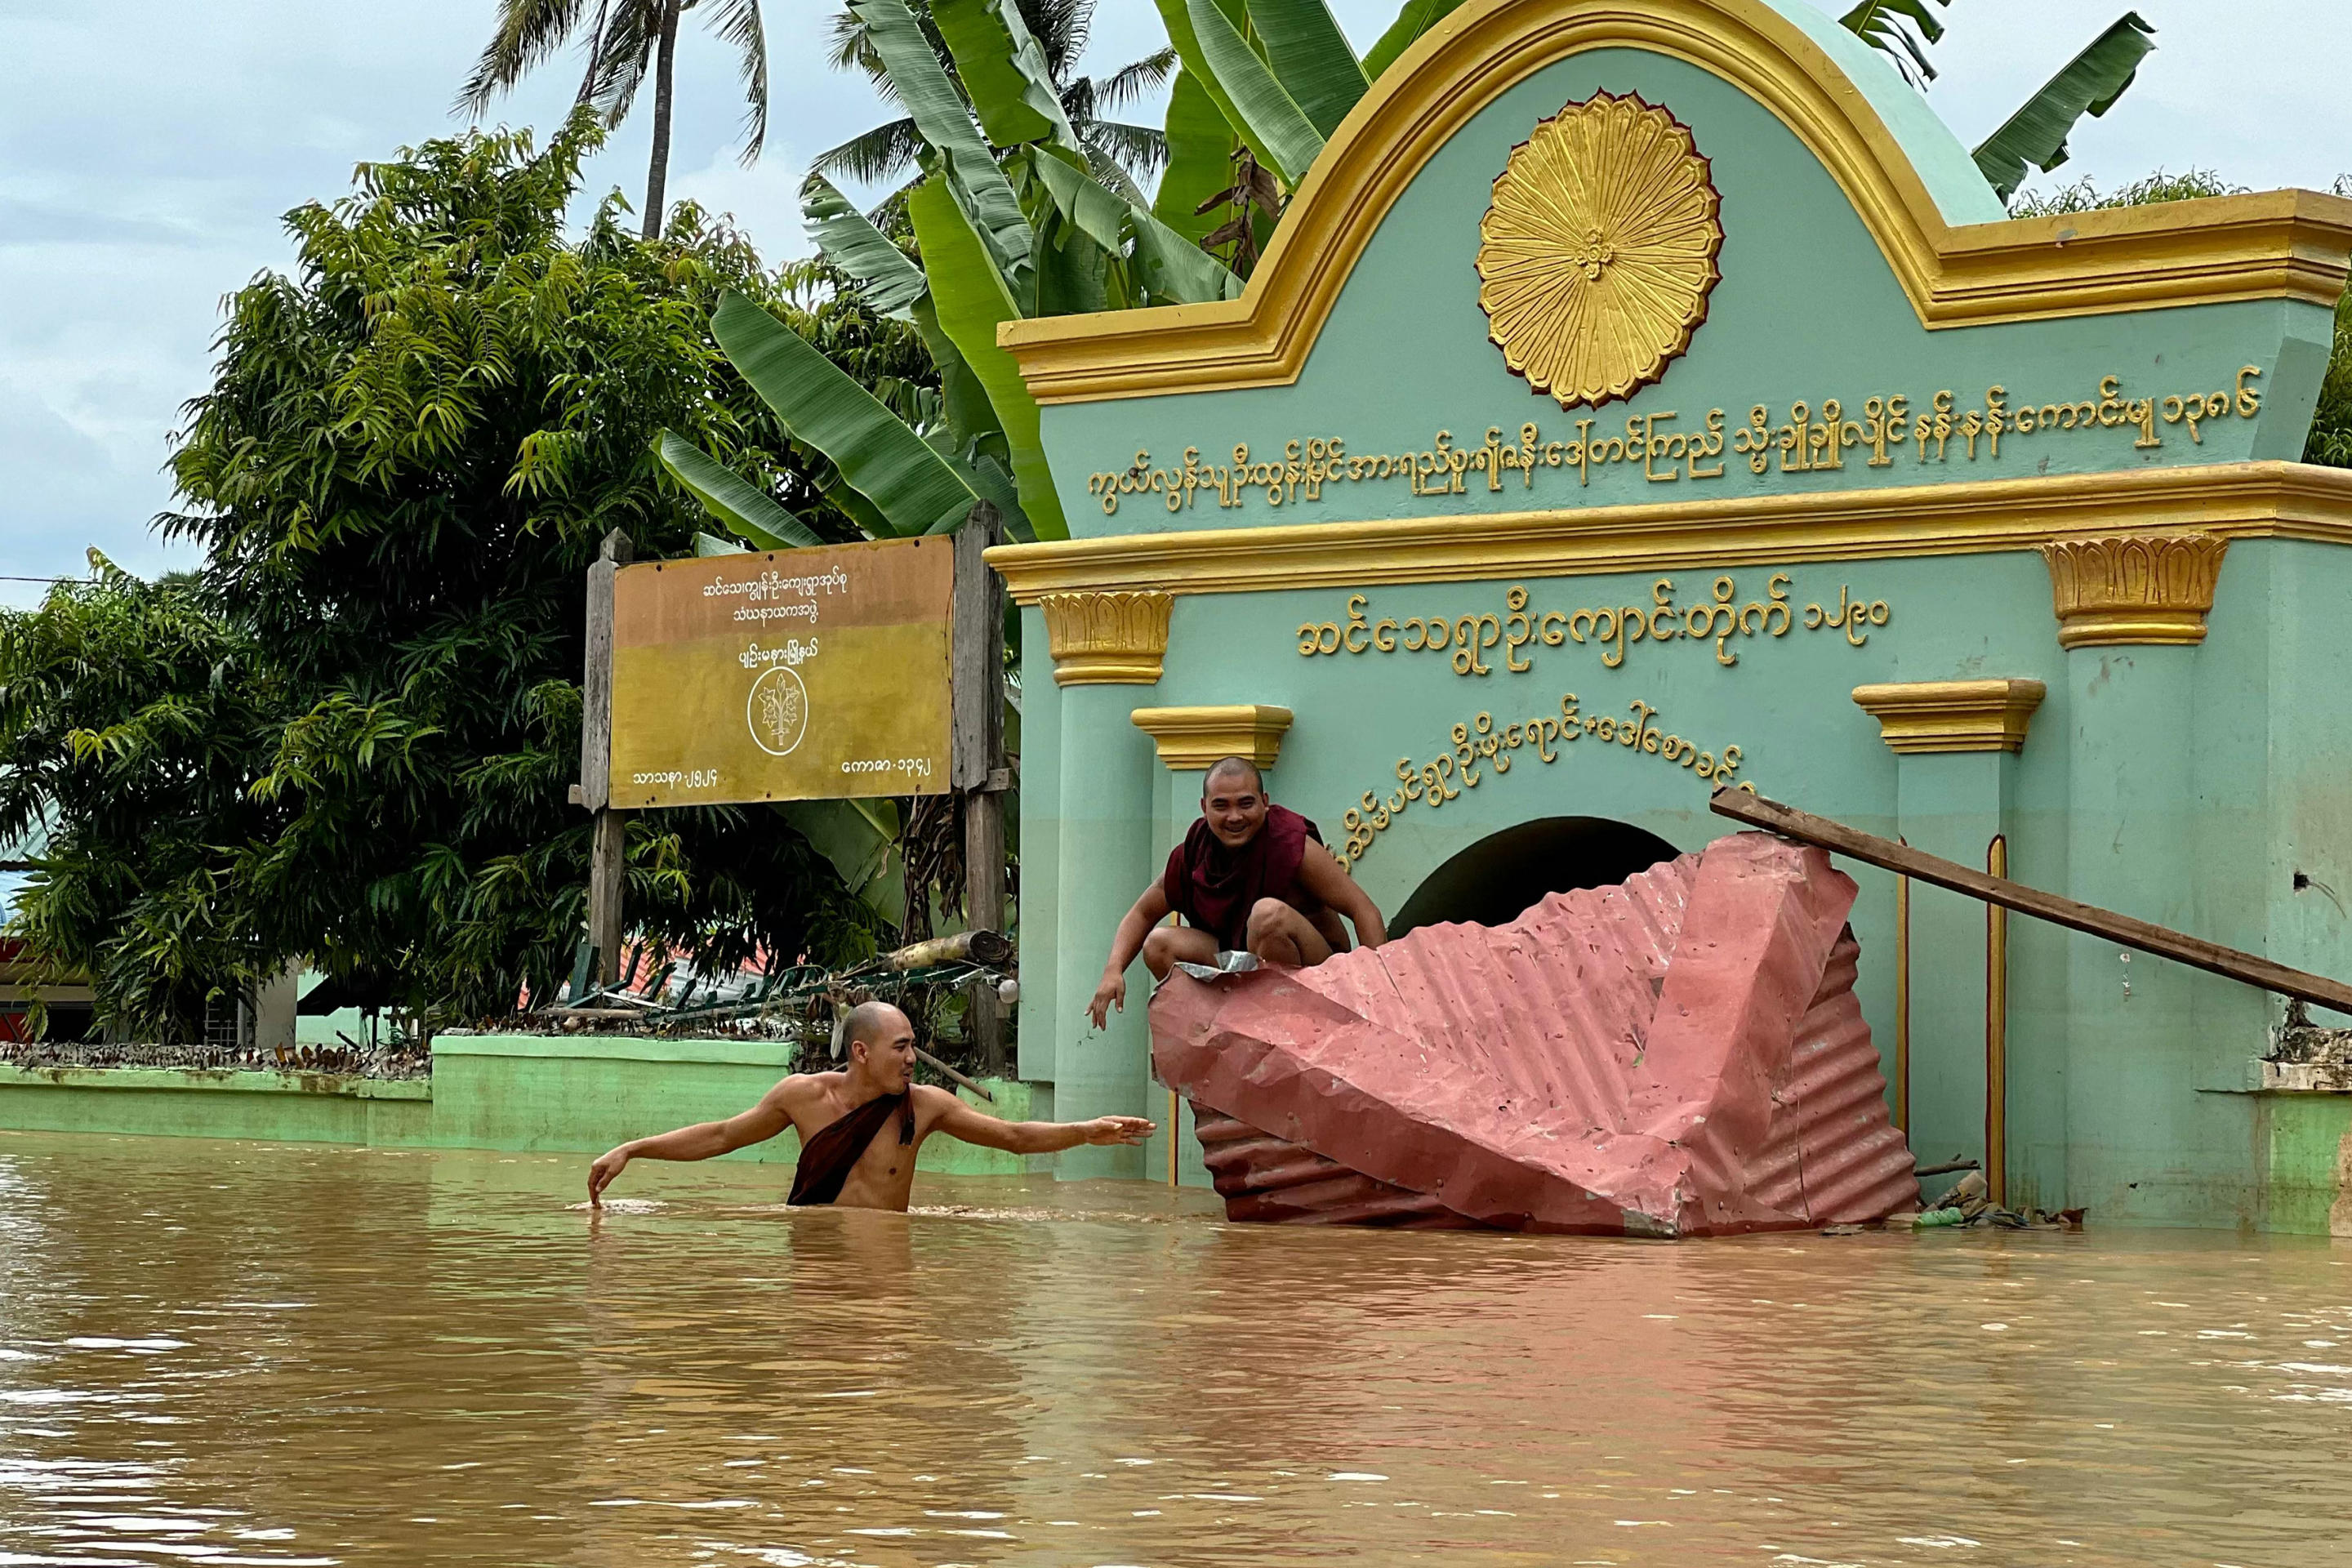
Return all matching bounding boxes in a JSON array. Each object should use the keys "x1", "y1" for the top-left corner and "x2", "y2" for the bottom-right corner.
[
  {"x1": 1298, "y1": 576, "x2": 1891, "y2": 676},
  {"x1": 1338, "y1": 693, "x2": 1752, "y2": 865},
  {"x1": 1085, "y1": 368, "x2": 2265, "y2": 517},
  {"x1": 1476, "y1": 91, "x2": 1722, "y2": 408}
]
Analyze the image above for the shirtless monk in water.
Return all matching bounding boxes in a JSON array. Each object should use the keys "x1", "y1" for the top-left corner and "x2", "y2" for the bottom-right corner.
[
  {"x1": 586, "y1": 1000, "x2": 1152, "y2": 1211},
  {"x1": 1088, "y1": 756, "x2": 1388, "y2": 1029}
]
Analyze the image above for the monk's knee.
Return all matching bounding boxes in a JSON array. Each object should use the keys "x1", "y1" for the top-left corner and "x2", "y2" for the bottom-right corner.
[
  {"x1": 1245, "y1": 898, "x2": 1292, "y2": 943},
  {"x1": 1142, "y1": 925, "x2": 1180, "y2": 975}
]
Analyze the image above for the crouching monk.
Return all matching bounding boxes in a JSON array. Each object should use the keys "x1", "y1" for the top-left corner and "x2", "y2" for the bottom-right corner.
[
  {"x1": 1088, "y1": 756, "x2": 1387, "y2": 1029},
  {"x1": 587, "y1": 1000, "x2": 1153, "y2": 1210}
]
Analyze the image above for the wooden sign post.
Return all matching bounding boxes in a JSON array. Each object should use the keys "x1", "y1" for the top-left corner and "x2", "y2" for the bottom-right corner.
[
  {"x1": 579, "y1": 529, "x2": 632, "y2": 987},
  {"x1": 952, "y1": 505, "x2": 1010, "y2": 1078}
]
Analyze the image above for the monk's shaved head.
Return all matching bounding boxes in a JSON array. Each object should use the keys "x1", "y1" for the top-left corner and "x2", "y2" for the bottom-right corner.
[
  {"x1": 1203, "y1": 756, "x2": 1263, "y2": 795},
  {"x1": 842, "y1": 999, "x2": 911, "y2": 1049}
]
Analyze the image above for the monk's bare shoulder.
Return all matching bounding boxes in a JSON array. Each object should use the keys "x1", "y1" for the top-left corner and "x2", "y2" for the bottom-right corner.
[{"x1": 909, "y1": 1082, "x2": 971, "y2": 1129}]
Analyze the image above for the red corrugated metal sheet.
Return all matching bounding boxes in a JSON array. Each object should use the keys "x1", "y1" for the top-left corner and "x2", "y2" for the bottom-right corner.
[{"x1": 1151, "y1": 831, "x2": 1918, "y2": 1237}]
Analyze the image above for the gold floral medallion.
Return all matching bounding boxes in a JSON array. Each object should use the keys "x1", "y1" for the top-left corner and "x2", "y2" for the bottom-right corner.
[{"x1": 1476, "y1": 91, "x2": 1723, "y2": 408}]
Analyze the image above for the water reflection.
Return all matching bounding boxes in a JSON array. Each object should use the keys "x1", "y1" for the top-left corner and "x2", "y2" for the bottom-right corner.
[{"x1": 2, "y1": 1130, "x2": 2349, "y2": 1566}]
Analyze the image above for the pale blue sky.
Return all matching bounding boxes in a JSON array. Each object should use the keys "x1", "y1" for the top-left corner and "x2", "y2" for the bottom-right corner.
[{"x1": 3, "y1": 0, "x2": 2346, "y2": 604}]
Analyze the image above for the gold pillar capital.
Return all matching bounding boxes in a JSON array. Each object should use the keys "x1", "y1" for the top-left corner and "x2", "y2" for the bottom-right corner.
[
  {"x1": 2039, "y1": 532, "x2": 2227, "y2": 648},
  {"x1": 1129, "y1": 706, "x2": 1294, "y2": 771},
  {"x1": 1851, "y1": 679, "x2": 2046, "y2": 754},
  {"x1": 1040, "y1": 590, "x2": 1172, "y2": 685}
]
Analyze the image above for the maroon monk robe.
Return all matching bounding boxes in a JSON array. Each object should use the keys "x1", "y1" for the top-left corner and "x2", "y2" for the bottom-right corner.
[
  {"x1": 786, "y1": 1090, "x2": 915, "y2": 1205},
  {"x1": 1160, "y1": 802, "x2": 1330, "y2": 953}
]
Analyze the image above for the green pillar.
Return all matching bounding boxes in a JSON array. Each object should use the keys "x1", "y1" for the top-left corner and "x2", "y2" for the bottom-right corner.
[
  {"x1": 1853, "y1": 679, "x2": 2042, "y2": 1198},
  {"x1": 2042, "y1": 535, "x2": 2228, "y2": 1221},
  {"x1": 1040, "y1": 591, "x2": 1172, "y2": 1179}
]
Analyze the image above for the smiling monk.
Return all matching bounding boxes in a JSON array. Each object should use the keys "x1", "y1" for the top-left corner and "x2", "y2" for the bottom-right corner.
[
  {"x1": 1087, "y1": 756, "x2": 1388, "y2": 1030},
  {"x1": 586, "y1": 1000, "x2": 1153, "y2": 1210}
]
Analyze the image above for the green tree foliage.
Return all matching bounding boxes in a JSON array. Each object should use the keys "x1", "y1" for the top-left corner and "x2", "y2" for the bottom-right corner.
[
  {"x1": 816, "y1": 0, "x2": 1176, "y2": 202},
  {"x1": 1837, "y1": 5, "x2": 2158, "y2": 204},
  {"x1": 2000, "y1": 168, "x2": 2352, "y2": 470},
  {"x1": 461, "y1": 0, "x2": 771, "y2": 238},
  {"x1": 0, "y1": 113, "x2": 901, "y2": 1043}
]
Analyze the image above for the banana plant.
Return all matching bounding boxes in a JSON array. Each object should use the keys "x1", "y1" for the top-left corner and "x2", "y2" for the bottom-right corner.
[
  {"x1": 660, "y1": 0, "x2": 1246, "y2": 557},
  {"x1": 1840, "y1": 4, "x2": 2158, "y2": 203}
]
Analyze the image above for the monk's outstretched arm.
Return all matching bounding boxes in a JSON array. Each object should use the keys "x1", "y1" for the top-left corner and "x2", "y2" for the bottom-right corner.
[
  {"x1": 1089, "y1": 883, "x2": 1172, "y2": 1028},
  {"x1": 588, "y1": 1080, "x2": 795, "y2": 1205},
  {"x1": 1298, "y1": 841, "x2": 1388, "y2": 947},
  {"x1": 928, "y1": 1090, "x2": 1154, "y2": 1155}
]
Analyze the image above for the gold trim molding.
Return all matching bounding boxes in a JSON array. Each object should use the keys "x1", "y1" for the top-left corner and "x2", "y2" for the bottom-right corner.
[
  {"x1": 999, "y1": 0, "x2": 2352, "y2": 405},
  {"x1": 1851, "y1": 679, "x2": 2046, "y2": 754},
  {"x1": 1129, "y1": 706, "x2": 1295, "y2": 771},
  {"x1": 989, "y1": 461, "x2": 2352, "y2": 603},
  {"x1": 1039, "y1": 590, "x2": 1173, "y2": 684},
  {"x1": 2039, "y1": 532, "x2": 2230, "y2": 648}
]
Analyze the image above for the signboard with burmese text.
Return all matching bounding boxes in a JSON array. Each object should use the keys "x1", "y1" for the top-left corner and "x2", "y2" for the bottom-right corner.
[{"x1": 607, "y1": 537, "x2": 953, "y2": 808}]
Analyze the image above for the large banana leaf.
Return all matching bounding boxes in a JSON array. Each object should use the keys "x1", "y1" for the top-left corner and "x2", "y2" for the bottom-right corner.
[
  {"x1": 712, "y1": 291, "x2": 978, "y2": 537},
  {"x1": 1971, "y1": 12, "x2": 2155, "y2": 201},
  {"x1": 908, "y1": 296, "x2": 1002, "y2": 455},
  {"x1": 799, "y1": 173, "x2": 928, "y2": 320},
  {"x1": 656, "y1": 430, "x2": 826, "y2": 549},
  {"x1": 1033, "y1": 152, "x2": 1243, "y2": 305},
  {"x1": 1245, "y1": 0, "x2": 1367, "y2": 138},
  {"x1": 850, "y1": 0, "x2": 1032, "y2": 273},
  {"x1": 931, "y1": 0, "x2": 1079, "y2": 150},
  {"x1": 1152, "y1": 0, "x2": 1281, "y2": 179},
  {"x1": 1184, "y1": 0, "x2": 1327, "y2": 186},
  {"x1": 1361, "y1": 0, "x2": 1465, "y2": 78},
  {"x1": 1152, "y1": 67, "x2": 1235, "y2": 244},
  {"x1": 1838, "y1": 0, "x2": 1951, "y2": 87},
  {"x1": 903, "y1": 177, "x2": 1069, "y2": 541}
]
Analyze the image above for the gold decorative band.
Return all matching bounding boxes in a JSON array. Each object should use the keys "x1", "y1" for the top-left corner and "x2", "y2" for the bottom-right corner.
[
  {"x1": 1039, "y1": 590, "x2": 1174, "y2": 685},
  {"x1": 1851, "y1": 679, "x2": 2046, "y2": 754},
  {"x1": 2038, "y1": 532, "x2": 2229, "y2": 648},
  {"x1": 987, "y1": 461, "x2": 2349, "y2": 604},
  {"x1": 1129, "y1": 706, "x2": 1295, "y2": 771}
]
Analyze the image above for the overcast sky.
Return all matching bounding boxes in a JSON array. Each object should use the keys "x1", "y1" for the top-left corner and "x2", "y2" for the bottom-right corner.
[{"x1": 3, "y1": 0, "x2": 2346, "y2": 604}]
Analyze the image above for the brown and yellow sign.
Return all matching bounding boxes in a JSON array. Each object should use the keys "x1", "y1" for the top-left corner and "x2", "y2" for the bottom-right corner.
[{"x1": 608, "y1": 538, "x2": 953, "y2": 808}]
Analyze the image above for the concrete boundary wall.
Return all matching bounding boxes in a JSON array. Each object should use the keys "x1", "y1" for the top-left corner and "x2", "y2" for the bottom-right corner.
[{"x1": 0, "y1": 1035, "x2": 1043, "y2": 1179}]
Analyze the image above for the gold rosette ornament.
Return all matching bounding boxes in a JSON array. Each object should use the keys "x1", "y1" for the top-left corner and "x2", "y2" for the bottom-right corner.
[{"x1": 1477, "y1": 92, "x2": 1723, "y2": 408}]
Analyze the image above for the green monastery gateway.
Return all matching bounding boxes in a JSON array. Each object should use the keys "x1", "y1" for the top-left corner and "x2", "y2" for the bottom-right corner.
[{"x1": 987, "y1": 0, "x2": 2352, "y2": 1230}]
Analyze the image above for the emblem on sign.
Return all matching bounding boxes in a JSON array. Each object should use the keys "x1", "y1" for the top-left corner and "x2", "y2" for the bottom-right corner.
[
  {"x1": 1476, "y1": 91, "x2": 1723, "y2": 408},
  {"x1": 746, "y1": 663, "x2": 809, "y2": 756}
]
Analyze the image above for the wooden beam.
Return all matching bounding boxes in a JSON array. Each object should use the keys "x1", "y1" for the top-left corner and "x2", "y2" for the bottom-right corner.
[
  {"x1": 1711, "y1": 787, "x2": 2352, "y2": 1016},
  {"x1": 953, "y1": 505, "x2": 1010, "y2": 1077},
  {"x1": 581, "y1": 530, "x2": 632, "y2": 986}
]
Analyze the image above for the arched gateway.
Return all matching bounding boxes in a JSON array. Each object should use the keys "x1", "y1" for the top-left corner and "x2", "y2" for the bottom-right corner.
[{"x1": 986, "y1": 0, "x2": 2352, "y2": 1230}]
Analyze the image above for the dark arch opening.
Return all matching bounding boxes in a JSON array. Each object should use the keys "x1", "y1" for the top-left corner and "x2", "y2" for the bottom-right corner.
[{"x1": 1389, "y1": 816, "x2": 1682, "y2": 937}]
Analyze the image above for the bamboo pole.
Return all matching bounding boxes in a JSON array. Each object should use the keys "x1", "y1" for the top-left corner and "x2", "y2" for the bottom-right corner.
[
  {"x1": 1894, "y1": 844, "x2": 1910, "y2": 1135},
  {"x1": 1985, "y1": 834, "x2": 2008, "y2": 1207},
  {"x1": 1710, "y1": 788, "x2": 2352, "y2": 1015}
]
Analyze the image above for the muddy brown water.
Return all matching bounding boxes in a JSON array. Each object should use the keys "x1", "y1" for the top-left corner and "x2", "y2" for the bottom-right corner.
[{"x1": 2, "y1": 1131, "x2": 2350, "y2": 1566}]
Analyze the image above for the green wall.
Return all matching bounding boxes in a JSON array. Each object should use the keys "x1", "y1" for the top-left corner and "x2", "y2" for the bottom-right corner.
[{"x1": 0, "y1": 1040, "x2": 1049, "y2": 1182}]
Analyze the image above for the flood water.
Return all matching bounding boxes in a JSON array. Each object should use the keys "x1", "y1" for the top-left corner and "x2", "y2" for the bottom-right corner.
[{"x1": 3, "y1": 1133, "x2": 2350, "y2": 1566}]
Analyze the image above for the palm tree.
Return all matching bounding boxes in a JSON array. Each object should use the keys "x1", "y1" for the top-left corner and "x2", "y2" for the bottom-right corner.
[
  {"x1": 459, "y1": 0, "x2": 770, "y2": 239},
  {"x1": 815, "y1": 0, "x2": 1174, "y2": 203}
]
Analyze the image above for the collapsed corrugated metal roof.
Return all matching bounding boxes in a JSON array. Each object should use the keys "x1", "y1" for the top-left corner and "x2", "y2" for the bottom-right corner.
[{"x1": 1151, "y1": 831, "x2": 1919, "y2": 1238}]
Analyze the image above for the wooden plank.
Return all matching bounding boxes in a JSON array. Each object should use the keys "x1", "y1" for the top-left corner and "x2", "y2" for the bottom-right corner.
[
  {"x1": 577, "y1": 528, "x2": 633, "y2": 813},
  {"x1": 951, "y1": 504, "x2": 1003, "y2": 792},
  {"x1": 581, "y1": 531, "x2": 633, "y2": 988},
  {"x1": 588, "y1": 806, "x2": 628, "y2": 987},
  {"x1": 1710, "y1": 787, "x2": 2352, "y2": 1016},
  {"x1": 952, "y1": 503, "x2": 1009, "y2": 1076}
]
